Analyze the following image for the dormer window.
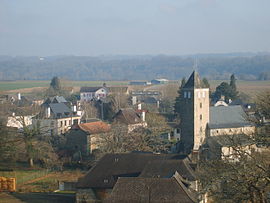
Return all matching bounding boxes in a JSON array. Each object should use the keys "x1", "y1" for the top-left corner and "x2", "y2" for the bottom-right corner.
[{"x1": 188, "y1": 92, "x2": 191, "y2": 99}]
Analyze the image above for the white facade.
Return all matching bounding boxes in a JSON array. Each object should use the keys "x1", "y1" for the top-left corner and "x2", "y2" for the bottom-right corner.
[{"x1": 80, "y1": 88, "x2": 108, "y2": 102}]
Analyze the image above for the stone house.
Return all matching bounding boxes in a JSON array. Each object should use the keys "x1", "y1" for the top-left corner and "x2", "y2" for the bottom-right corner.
[
  {"x1": 76, "y1": 153, "x2": 190, "y2": 203},
  {"x1": 203, "y1": 134, "x2": 256, "y2": 161},
  {"x1": 113, "y1": 108, "x2": 147, "y2": 132},
  {"x1": 65, "y1": 121, "x2": 111, "y2": 157}
]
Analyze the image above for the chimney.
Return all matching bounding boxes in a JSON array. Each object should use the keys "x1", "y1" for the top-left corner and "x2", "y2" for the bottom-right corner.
[
  {"x1": 138, "y1": 103, "x2": 142, "y2": 110},
  {"x1": 72, "y1": 105, "x2": 77, "y2": 112},
  {"x1": 46, "y1": 107, "x2": 51, "y2": 118},
  {"x1": 141, "y1": 111, "x2": 145, "y2": 122},
  {"x1": 18, "y1": 93, "x2": 21, "y2": 100},
  {"x1": 220, "y1": 95, "x2": 225, "y2": 101}
]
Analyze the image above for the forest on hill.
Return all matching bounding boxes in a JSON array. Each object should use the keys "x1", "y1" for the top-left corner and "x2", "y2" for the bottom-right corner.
[{"x1": 0, "y1": 53, "x2": 270, "y2": 81}]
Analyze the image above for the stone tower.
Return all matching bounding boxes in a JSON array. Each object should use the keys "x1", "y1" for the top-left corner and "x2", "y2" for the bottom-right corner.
[{"x1": 180, "y1": 71, "x2": 209, "y2": 154}]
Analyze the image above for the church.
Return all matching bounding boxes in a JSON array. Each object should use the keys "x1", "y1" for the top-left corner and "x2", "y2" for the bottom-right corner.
[{"x1": 177, "y1": 71, "x2": 256, "y2": 159}]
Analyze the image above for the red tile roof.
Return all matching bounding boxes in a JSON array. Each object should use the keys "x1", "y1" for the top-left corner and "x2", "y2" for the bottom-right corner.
[{"x1": 77, "y1": 121, "x2": 111, "y2": 134}]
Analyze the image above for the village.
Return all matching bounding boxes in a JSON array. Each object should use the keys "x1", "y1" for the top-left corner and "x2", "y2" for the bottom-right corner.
[{"x1": 0, "y1": 71, "x2": 269, "y2": 203}]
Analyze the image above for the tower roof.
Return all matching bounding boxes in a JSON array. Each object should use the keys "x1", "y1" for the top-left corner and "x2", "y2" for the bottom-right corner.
[{"x1": 183, "y1": 71, "x2": 202, "y2": 88}]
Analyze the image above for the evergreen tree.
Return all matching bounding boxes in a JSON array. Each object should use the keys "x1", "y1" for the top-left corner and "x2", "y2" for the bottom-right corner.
[
  {"x1": 174, "y1": 77, "x2": 186, "y2": 115},
  {"x1": 202, "y1": 78, "x2": 210, "y2": 88},
  {"x1": 229, "y1": 74, "x2": 238, "y2": 99},
  {"x1": 46, "y1": 76, "x2": 64, "y2": 97},
  {"x1": 50, "y1": 76, "x2": 61, "y2": 91}
]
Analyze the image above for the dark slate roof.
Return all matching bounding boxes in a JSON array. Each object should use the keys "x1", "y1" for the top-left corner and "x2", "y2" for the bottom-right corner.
[
  {"x1": 142, "y1": 97, "x2": 158, "y2": 104},
  {"x1": 76, "y1": 153, "x2": 187, "y2": 189},
  {"x1": 53, "y1": 96, "x2": 67, "y2": 103},
  {"x1": 104, "y1": 174, "x2": 197, "y2": 203},
  {"x1": 80, "y1": 87, "x2": 103, "y2": 92},
  {"x1": 139, "y1": 159, "x2": 196, "y2": 181},
  {"x1": 49, "y1": 103, "x2": 72, "y2": 118},
  {"x1": 113, "y1": 108, "x2": 142, "y2": 125},
  {"x1": 209, "y1": 105, "x2": 253, "y2": 129},
  {"x1": 207, "y1": 134, "x2": 255, "y2": 147},
  {"x1": 43, "y1": 96, "x2": 67, "y2": 105},
  {"x1": 183, "y1": 71, "x2": 202, "y2": 89}
]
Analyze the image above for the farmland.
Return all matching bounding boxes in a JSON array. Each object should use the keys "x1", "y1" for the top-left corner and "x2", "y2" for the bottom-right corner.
[
  {"x1": 0, "y1": 80, "x2": 129, "y2": 92},
  {"x1": 0, "y1": 80, "x2": 269, "y2": 100}
]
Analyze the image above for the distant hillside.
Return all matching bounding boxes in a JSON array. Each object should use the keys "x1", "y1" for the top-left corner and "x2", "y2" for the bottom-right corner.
[{"x1": 0, "y1": 54, "x2": 270, "y2": 81}]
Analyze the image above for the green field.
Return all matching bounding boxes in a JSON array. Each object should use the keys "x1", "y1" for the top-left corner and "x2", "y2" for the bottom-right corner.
[
  {"x1": 0, "y1": 80, "x2": 269, "y2": 96},
  {"x1": 0, "y1": 80, "x2": 129, "y2": 91},
  {"x1": 0, "y1": 81, "x2": 50, "y2": 91}
]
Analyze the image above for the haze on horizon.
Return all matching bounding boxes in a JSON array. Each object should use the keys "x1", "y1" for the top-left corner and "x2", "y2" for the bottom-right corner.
[{"x1": 1, "y1": 0, "x2": 270, "y2": 56}]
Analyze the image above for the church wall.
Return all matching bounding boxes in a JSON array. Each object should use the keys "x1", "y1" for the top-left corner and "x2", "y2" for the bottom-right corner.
[{"x1": 209, "y1": 126, "x2": 255, "y2": 137}]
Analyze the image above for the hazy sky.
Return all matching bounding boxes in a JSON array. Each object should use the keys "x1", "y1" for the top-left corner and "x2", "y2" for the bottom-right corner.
[{"x1": 1, "y1": 0, "x2": 270, "y2": 56}]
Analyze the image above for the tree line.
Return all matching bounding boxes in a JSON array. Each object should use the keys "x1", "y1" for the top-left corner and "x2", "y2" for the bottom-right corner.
[{"x1": 0, "y1": 54, "x2": 270, "y2": 80}]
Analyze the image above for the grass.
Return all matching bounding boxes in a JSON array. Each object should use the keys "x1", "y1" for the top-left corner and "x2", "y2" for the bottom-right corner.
[
  {"x1": 0, "y1": 169, "x2": 49, "y2": 185},
  {"x1": 0, "y1": 162, "x2": 84, "y2": 193},
  {"x1": 0, "y1": 80, "x2": 129, "y2": 91},
  {"x1": 0, "y1": 81, "x2": 50, "y2": 91}
]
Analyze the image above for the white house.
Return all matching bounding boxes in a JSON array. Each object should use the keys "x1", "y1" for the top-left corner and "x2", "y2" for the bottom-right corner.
[{"x1": 80, "y1": 87, "x2": 108, "y2": 102}]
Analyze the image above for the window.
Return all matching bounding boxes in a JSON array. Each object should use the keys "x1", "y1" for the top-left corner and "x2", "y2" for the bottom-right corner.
[
  {"x1": 176, "y1": 128, "x2": 180, "y2": 133},
  {"x1": 69, "y1": 120, "x2": 71, "y2": 125},
  {"x1": 200, "y1": 114, "x2": 202, "y2": 120},
  {"x1": 184, "y1": 91, "x2": 187, "y2": 98},
  {"x1": 202, "y1": 91, "x2": 206, "y2": 98},
  {"x1": 188, "y1": 92, "x2": 191, "y2": 98},
  {"x1": 200, "y1": 103, "x2": 202, "y2": 108},
  {"x1": 64, "y1": 120, "x2": 67, "y2": 126},
  {"x1": 104, "y1": 179, "x2": 109, "y2": 183},
  {"x1": 60, "y1": 121, "x2": 63, "y2": 127},
  {"x1": 198, "y1": 92, "x2": 201, "y2": 98}
]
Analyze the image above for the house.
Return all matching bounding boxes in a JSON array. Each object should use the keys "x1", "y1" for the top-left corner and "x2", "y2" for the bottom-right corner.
[
  {"x1": 43, "y1": 96, "x2": 68, "y2": 105},
  {"x1": 6, "y1": 115, "x2": 33, "y2": 129},
  {"x1": 32, "y1": 98, "x2": 81, "y2": 136},
  {"x1": 65, "y1": 121, "x2": 111, "y2": 157},
  {"x1": 113, "y1": 108, "x2": 147, "y2": 132},
  {"x1": 104, "y1": 173, "x2": 197, "y2": 203},
  {"x1": 151, "y1": 78, "x2": 169, "y2": 85},
  {"x1": 131, "y1": 91, "x2": 161, "y2": 106},
  {"x1": 76, "y1": 153, "x2": 187, "y2": 202},
  {"x1": 80, "y1": 86, "x2": 108, "y2": 102},
  {"x1": 203, "y1": 134, "x2": 256, "y2": 161}
]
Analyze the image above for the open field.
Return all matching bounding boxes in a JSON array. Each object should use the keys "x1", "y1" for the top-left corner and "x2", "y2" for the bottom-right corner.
[
  {"x1": 0, "y1": 80, "x2": 129, "y2": 91},
  {"x1": 0, "y1": 166, "x2": 84, "y2": 193},
  {"x1": 0, "y1": 80, "x2": 269, "y2": 100}
]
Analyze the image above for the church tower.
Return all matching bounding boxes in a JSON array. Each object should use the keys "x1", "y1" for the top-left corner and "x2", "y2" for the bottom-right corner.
[{"x1": 180, "y1": 71, "x2": 209, "y2": 154}]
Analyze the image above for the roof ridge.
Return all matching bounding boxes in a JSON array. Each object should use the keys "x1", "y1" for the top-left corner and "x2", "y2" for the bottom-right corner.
[{"x1": 173, "y1": 172, "x2": 197, "y2": 203}]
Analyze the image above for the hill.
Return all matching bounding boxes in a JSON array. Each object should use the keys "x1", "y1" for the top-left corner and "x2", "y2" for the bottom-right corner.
[{"x1": 0, "y1": 54, "x2": 270, "y2": 81}]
